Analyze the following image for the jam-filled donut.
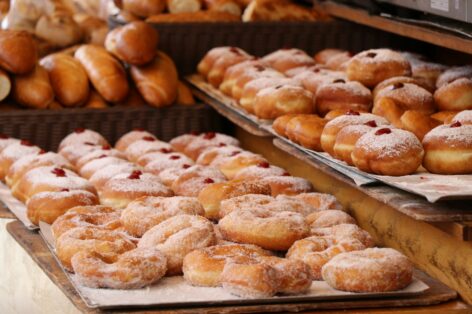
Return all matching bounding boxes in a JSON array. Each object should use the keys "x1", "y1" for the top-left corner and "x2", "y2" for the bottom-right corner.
[
  {"x1": 422, "y1": 122, "x2": 472, "y2": 174},
  {"x1": 72, "y1": 247, "x2": 167, "y2": 289},
  {"x1": 88, "y1": 162, "x2": 139, "y2": 190},
  {"x1": 285, "y1": 114, "x2": 327, "y2": 151},
  {"x1": 295, "y1": 68, "x2": 347, "y2": 96},
  {"x1": 346, "y1": 49, "x2": 411, "y2": 87},
  {"x1": 51, "y1": 205, "x2": 123, "y2": 240},
  {"x1": 260, "y1": 176, "x2": 313, "y2": 196},
  {"x1": 272, "y1": 114, "x2": 304, "y2": 137},
  {"x1": 195, "y1": 145, "x2": 243, "y2": 166},
  {"x1": 333, "y1": 122, "x2": 379, "y2": 165},
  {"x1": 322, "y1": 248, "x2": 413, "y2": 292},
  {"x1": 262, "y1": 48, "x2": 315, "y2": 74},
  {"x1": 175, "y1": 132, "x2": 240, "y2": 161},
  {"x1": 121, "y1": 196, "x2": 204, "y2": 237},
  {"x1": 75, "y1": 148, "x2": 126, "y2": 170},
  {"x1": 314, "y1": 49, "x2": 350, "y2": 66},
  {"x1": 207, "y1": 49, "x2": 252, "y2": 87},
  {"x1": 231, "y1": 66, "x2": 284, "y2": 101},
  {"x1": 138, "y1": 214, "x2": 216, "y2": 275},
  {"x1": 0, "y1": 134, "x2": 19, "y2": 154},
  {"x1": 169, "y1": 132, "x2": 199, "y2": 153},
  {"x1": 436, "y1": 65, "x2": 472, "y2": 88},
  {"x1": 56, "y1": 226, "x2": 136, "y2": 272},
  {"x1": 197, "y1": 47, "x2": 249, "y2": 79},
  {"x1": 197, "y1": 180, "x2": 272, "y2": 220},
  {"x1": 434, "y1": 78, "x2": 472, "y2": 111},
  {"x1": 100, "y1": 170, "x2": 173, "y2": 208},
  {"x1": 136, "y1": 148, "x2": 176, "y2": 166},
  {"x1": 144, "y1": 153, "x2": 194, "y2": 175},
  {"x1": 452, "y1": 110, "x2": 472, "y2": 125},
  {"x1": 352, "y1": 127, "x2": 424, "y2": 176},
  {"x1": 115, "y1": 129, "x2": 157, "y2": 152},
  {"x1": 213, "y1": 151, "x2": 267, "y2": 180},
  {"x1": 0, "y1": 140, "x2": 43, "y2": 181},
  {"x1": 233, "y1": 162, "x2": 287, "y2": 181},
  {"x1": 171, "y1": 165, "x2": 226, "y2": 197},
  {"x1": 372, "y1": 76, "x2": 433, "y2": 99},
  {"x1": 306, "y1": 210, "x2": 356, "y2": 229},
  {"x1": 320, "y1": 112, "x2": 389, "y2": 157},
  {"x1": 6, "y1": 152, "x2": 73, "y2": 188},
  {"x1": 315, "y1": 80, "x2": 372, "y2": 116},
  {"x1": 158, "y1": 164, "x2": 193, "y2": 187},
  {"x1": 219, "y1": 59, "x2": 262, "y2": 96},
  {"x1": 276, "y1": 192, "x2": 343, "y2": 211},
  {"x1": 58, "y1": 143, "x2": 106, "y2": 166},
  {"x1": 78, "y1": 156, "x2": 129, "y2": 179},
  {"x1": 27, "y1": 190, "x2": 99, "y2": 226},
  {"x1": 124, "y1": 137, "x2": 173, "y2": 162},
  {"x1": 58, "y1": 128, "x2": 109, "y2": 151},
  {"x1": 374, "y1": 82, "x2": 435, "y2": 114}
]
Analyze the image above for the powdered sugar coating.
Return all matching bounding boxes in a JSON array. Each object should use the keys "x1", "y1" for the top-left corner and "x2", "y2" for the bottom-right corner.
[
  {"x1": 423, "y1": 124, "x2": 472, "y2": 147},
  {"x1": 310, "y1": 224, "x2": 375, "y2": 247},
  {"x1": 349, "y1": 49, "x2": 409, "y2": 65},
  {"x1": 136, "y1": 151, "x2": 177, "y2": 167},
  {"x1": 89, "y1": 163, "x2": 139, "y2": 188},
  {"x1": 260, "y1": 176, "x2": 313, "y2": 196},
  {"x1": 196, "y1": 145, "x2": 243, "y2": 166},
  {"x1": 306, "y1": 210, "x2": 356, "y2": 229},
  {"x1": 324, "y1": 113, "x2": 389, "y2": 132},
  {"x1": 276, "y1": 193, "x2": 343, "y2": 211},
  {"x1": 317, "y1": 80, "x2": 372, "y2": 98},
  {"x1": 58, "y1": 129, "x2": 108, "y2": 151},
  {"x1": 158, "y1": 166, "x2": 189, "y2": 187},
  {"x1": 233, "y1": 164, "x2": 287, "y2": 180},
  {"x1": 145, "y1": 154, "x2": 195, "y2": 175},
  {"x1": 76, "y1": 149, "x2": 126, "y2": 170},
  {"x1": 375, "y1": 82, "x2": 433, "y2": 112},
  {"x1": 79, "y1": 157, "x2": 129, "y2": 179},
  {"x1": 436, "y1": 65, "x2": 472, "y2": 88},
  {"x1": 0, "y1": 138, "x2": 20, "y2": 153},
  {"x1": 184, "y1": 133, "x2": 240, "y2": 160},
  {"x1": 125, "y1": 139, "x2": 173, "y2": 162},
  {"x1": 262, "y1": 48, "x2": 315, "y2": 73},
  {"x1": 1, "y1": 142, "x2": 42, "y2": 164},
  {"x1": 115, "y1": 130, "x2": 157, "y2": 152},
  {"x1": 172, "y1": 165, "x2": 227, "y2": 197},
  {"x1": 59, "y1": 143, "x2": 103, "y2": 165},
  {"x1": 453, "y1": 110, "x2": 472, "y2": 125},
  {"x1": 170, "y1": 134, "x2": 198, "y2": 153}
]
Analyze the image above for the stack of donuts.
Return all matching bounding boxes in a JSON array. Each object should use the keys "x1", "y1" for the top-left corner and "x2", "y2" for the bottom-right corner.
[
  {"x1": 1, "y1": 128, "x2": 413, "y2": 295},
  {"x1": 198, "y1": 45, "x2": 472, "y2": 175}
]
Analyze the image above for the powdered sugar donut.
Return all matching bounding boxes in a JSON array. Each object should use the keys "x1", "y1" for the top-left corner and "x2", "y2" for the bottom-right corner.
[
  {"x1": 315, "y1": 80, "x2": 372, "y2": 116},
  {"x1": 207, "y1": 48, "x2": 252, "y2": 87},
  {"x1": 75, "y1": 148, "x2": 126, "y2": 170},
  {"x1": 436, "y1": 65, "x2": 472, "y2": 88},
  {"x1": 232, "y1": 66, "x2": 283, "y2": 101},
  {"x1": 144, "y1": 153, "x2": 194, "y2": 175},
  {"x1": 158, "y1": 164, "x2": 193, "y2": 186},
  {"x1": 121, "y1": 196, "x2": 204, "y2": 237},
  {"x1": 58, "y1": 128, "x2": 109, "y2": 151},
  {"x1": 374, "y1": 82, "x2": 435, "y2": 113},
  {"x1": 115, "y1": 129, "x2": 157, "y2": 152},
  {"x1": 59, "y1": 143, "x2": 106, "y2": 166},
  {"x1": 233, "y1": 162, "x2": 288, "y2": 180},
  {"x1": 276, "y1": 192, "x2": 343, "y2": 211},
  {"x1": 72, "y1": 247, "x2": 167, "y2": 289},
  {"x1": 262, "y1": 48, "x2": 315, "y2": 74},
  {"x1": 198, "y1": 47, "x2": 248, "y2": 79},
  {"x1": 434, "y1": 78, "x2": 472, "y2": 111},
  {"x1": 322, "y1": 248, "x2": 413, "y2": 292},
  {"x1": 181, "y1": 132, "x2": 240, "y2": 161},
  {"x1": 310, "y1": 224, "x2": 375, "y2": 248},
  {"x1": 260, "y1": 176, "x2": 313, "y2": 196},
  {"x1": 138, "y1": 214, "x2": 216, "y2": 275},
  {"x1": 0, "y1": 134, "x2": 20, "y2": 153},
  {"x1": 0, "y1": 140, "x2": 43, "y2": 180},
  {"x1": 306, "y1": 210, "x2": 356, "y2": 229},
  {"x1": 196, "y1": 145, "x2": 243, "y2": 166},
  {"x1": 79, "y1": 156, "x2": 129, "y2": 179},
  {"x1": 219, "y1": 59, "x2": 262, "y2": 96},
  {"x1": 171, "y1": 165, "x2": 226, "y2": 197},
  {"x1": 333, "y1": 123, "x2": 379, "y2": 165},
  {"x1": 125, "y1": 137, "x2": 173, "y2": 162},
  {"x1": 88, "y1": 162, "x2": 140, "y2": 190},
  {"x1": 295, "y1": 68, "x2": 347, "y2": 95},
  {"x1": 213, "y1": 151, "x2": 268, "y2": 180},
  {"x1": 452, "y1": 110, "x2": 472, "y2": 125},
  {"x1": 136, "y1": 148, "x2": 175, "y2": 166},
  {"x1": 169, "y1": 133, "x2": 198, "y2": 154}
]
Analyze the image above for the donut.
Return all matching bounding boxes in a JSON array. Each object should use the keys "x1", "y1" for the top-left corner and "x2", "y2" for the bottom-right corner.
[
  {"x1": 121, "y1": 196, "x2": 204, "y2": 237},
  {"x1": 333, "y1": 122, "x2": 379, "y2": 165},
  {"x1": 272, "y1": 114, "x2": 304, "y2": 137},
  {"x1": 314, "y1": 49, "x2": 349, "y2": 65},
  {"x1": 372, "y1": 76, "x2": 434, "y2": 98},
  {"x1": 315, "y1": 79, "x2": 372, "y2": 116},
  {"x1": 100, "y1": 171, "x2": 173, "y2": 208},
  {"x1": 231, "y1": 66, "x2": 283, "y2": 100},
  {"x1": 27, "y1": 190, "x2": 99, "y2": 226},
  {"x1": 58, "y1": 128, "x2": 109, "y2": 151},
  {"x1": 75, "y1": 148, "x2": 126, "y2": 170},
  {"x1": 324, "y1": 109, "x2": 367, "y2": 121},
  {"x1": 320, "y1": 112, "x2": 389, "y2": 156},
  {"x1": 346, "y1": 49, "x2": 411, "y2": 87},
  {"x1": 325, "y1": 52, "x2": 352, "y2": 71},
  {"x1": 260, "y1": 176, "x2": 314, "y2": 196},
  {"x1": 0, "y1": 135, "x2": 20, "y2": 154},
  {"x1": 295, "y1": 68, "x2": 347, "y2": 96},
  {"x1": 115, "y1": 129, "x2": 157, "y2": 152},
  {"x1": 233, "y1": 162, "x2": 288, "y2": 181},
  {"x1": 398, "y1": 110, "x2": 441, "y2": 140},
  {"x1": 286, "y1": 236, "x2": 365, "y2": 279},
  {"x1": 144, "y1": 153, "x2": 194, "y2": 175},
  {"x1": 51, "y1": 205, "x2": 123, "y2": 240},
  {"x1": 169, "y1": 133, "x2": 199, "y2": 154},
  {"x1": 310, "y1": 224, "x2": 375, "y2": 248},
  {"x1": 78, "y1": 156, "x2": 129, "y2": 179},
  {"x1": 138, "y1": 214, "x2": 216, "y2": 275},
  {"x1": 239, "y1": 77, "x2": 300, "y2": 114},
  {"x1": 58, "y1": 143, "x2": 105, "y2": 166},
  {"x1": 306, "y1": 210, "x2": 356, "y2": 229},
  {"x1": 158, "y1": 164, "x2": 193, "y2": 187},
  {"x1": 284, "y1": 114, "x2": 327, "y2": 151},
  {"x1": 422, "y1": 122, "x2": 472, "y2": 174},
  {"x1": 195, "y1": 145, "x2": 243, "y2": 166},
  {"x1": 322, "y1": 248, "x2": 413, "y2": 292},
  {"x1": 374, "y1": 82, "x2": 435, "y2": 114},
  {"x1": 276, "y1": 192, "x2": 343, "y2": 211},
  {"x1": 431, "y1": 111, "x2": 460, "y2": 124},
  {"x1": 56, "y1": 227, "x2": 135, "y2": 272},
  {"x1": 253, "y1": 85, "x2": 315, "y2": 120},
  {"x1": 352, "y1": 127, "x2": 424, "y2": 176},
  {"x1": 434, "y1": 78, "x2": 472, "y2": 111},
  {"x1": 436, "y1": 65, "x2": 472, "y2": 88},
  {"x1": 218, "y1": 207, "x2": 309, "y2": 250},
  {"x1": 219, "y1": 59, "x2": 261, "y2": 95},
  {"x1": 197, "y1": 47, "x2": 248, "y2": 79},
  {"x1": 88, "y1": 162, "x2": 139, "y2": 190},
  {"x1": 212, "y1": 151, "x2": 267, "y2": 180},
  {"x1": 261, "y1": 48, "x2": 315, "y2": 74},
  {"x1": 179, "y1": 132, "x2": 240, "y2": 161},
  {"x1": 207, "y1": 49, "x2": 252, "y2": 87},
  {"x1": 6, "y1": 151, "x2": 73, "y2": 188},
  {"x1": 72, "y1": 247, "x2": 167, "y2": 289},
  {"x1": 198, "y1": 180, "x2": 272, "y2": 220},
  {"x1": 284, "y1": 64, "x2": 326, "y2": 78},
  {"x1": 0, "y1": 140, "x2": 43, "y2": 181},
  {"x1": 182, "y1": 243, "x2": 272, "y2": 287},
  {"x1": 136, "y1": 148, "x2": 176, "y2": 167},
  {"x1": 451, "y1": 110, "x2": 472, "y2": 125},
  {"x1": 371, "y1": 97, "x2": 404, "y2": 127},
  {"x1": 12, "y1": 166, "x2": 96, "y2": 203},
  {"x1": 171, "y1": 165, "x2": 226, "y2": 197},
  {"x1": 125, "y1": 137, "x2": 173, "y2": 162}
]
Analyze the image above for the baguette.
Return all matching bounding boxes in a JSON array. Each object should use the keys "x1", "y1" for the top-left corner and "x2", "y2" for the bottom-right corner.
[
  {"x1": 13, "y1": 65, "x2": 54, "y2": 109},
  {"x1": 130, "y1": 51, "x2": 178, "y2": 107},
  {"x1": 146, "y1": 10, "x2": 239, "y2": 22},
  {"x1": 176, "y1": 81, "x2": 196, "y2": 106},
  {"x1": 40, "y1": 53, "x2": 90, "y2": 107},
  {"x1": 0, "y1": 69, "x2": 10, "y2": 102},
  {"x1": 0, "y1": 30, "x2": 37, "y2": 74},
  {"x1": 123, "y1": 0, "x2": 166, "y2": 18},
  {"x1": 105, "y1": 21, "x2": 158, "y2": 66},
  {"x1": 75, "y1": 45, "x2": 129, "y2": 103},
  {"x1": 167, "y1": 0, "x2": 202, "y2": 13}
]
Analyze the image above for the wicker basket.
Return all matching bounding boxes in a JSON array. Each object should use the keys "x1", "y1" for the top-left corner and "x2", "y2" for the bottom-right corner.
[{"x1": 0, "y1": 105, "x2": 223, "y2": 151}]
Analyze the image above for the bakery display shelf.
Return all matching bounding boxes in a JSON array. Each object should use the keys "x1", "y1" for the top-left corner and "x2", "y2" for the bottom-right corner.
[
  {"x1": 186, "y1": 74, "x2": 272, "y2": 137},
  {"x1": 6, "y1": 220, "x2": 459, "y2": 313},
  {"x1": 321, "y1": 1, "x2": 472, "y2": 55},
  {"x1": 0, "y1": 201, "x2": 15, "y2": 219},
  {"x1": 0, "y1": 105, "x2": 222, "y2": 151}
]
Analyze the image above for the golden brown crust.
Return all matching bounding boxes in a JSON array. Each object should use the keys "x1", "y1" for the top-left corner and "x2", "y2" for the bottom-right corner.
[
  {"x1": 123, "y1": 0, "x2": 166, "y2": 17},
  {"x1": 176, "y1": 81, "x2": 196, "y2": 106},
  {"x1": 434, "y1": 78, "x2": 472, "y2": 111},
  {"x1": 374, "y1": 82, "x2": 435, "y2": 114},
  {"x1": 285, "y1": 114, "x2": 327, "y2": 151},
  {"x1": 147, "y1": 10, "x2": 240, "y2": 23},
  {"x1": 272, "y1": 114, "x2": 303, "y2": 137},
  {"x1": 13, "y1": 65, "x2": 54, "y2": 109},
  {"x1": 0, "y1": 30, "x2": 37, "y2": 74},
  {"x1": 315, "y1": 80, "x2": 372, "y2": 116}
]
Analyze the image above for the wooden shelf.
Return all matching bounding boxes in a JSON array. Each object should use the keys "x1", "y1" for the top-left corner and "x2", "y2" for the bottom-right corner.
[{"x1": 322, "y1": 1, "x2": 472, "y2": 55}]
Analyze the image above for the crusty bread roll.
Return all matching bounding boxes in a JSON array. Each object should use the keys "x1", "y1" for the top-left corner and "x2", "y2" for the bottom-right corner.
[
  {"x1": 123, "y1": 0, "x2": 166, "y2": 18},
  {"x1": 84, "y1": 90, "x2": 109, "y2": 109},
  {"x1": 35, "y1": 13, "x2": 83, "y2": 48},
  {"x1": 130, "y1": 51, "x2": 178, "y2": 107},
  {"x1": 112, "y1": 10, "x2": 140, "y2": 23},
  {"x1": 204, "y1": 0, "x2": 242, "y2": 16},
  {"x1": 167, "y1": 0, "x2": 202, "y2": 13},
  {"x1": 146, "y1": 10, "x2": 240, "y2": 22},
  {"x1": 0, "y1": 69, "x2": 10, "y2": 102},
  {"x1": 40, "y1": 53, "x2": 89, "y2": 107},
  {"x1": 105, "y1": 21, "x2": 158, "y2": 66},
  {"x1": 48, "y1": 100, "x2": 63, "y2": 110},
  {"x1": 177, "y1": 81, "x2": 196, "y2": 106},
  {"x1": 115, "y1": 87, "x2": 146, "y2": 107},
  {"x1": 13, "y1": 65, "x2": 54, "y2": 109},
  {"x1": 0, "y1": 30, "x2": 37, "y2": 74},
  {"x1": 75, "y1": 45, "x2": 129, "y2": 103},
  {"x1": 73, "y1": 14, "x2": 109, "y2": 46},
  {"x1": 242, "y1": 0, "x2": 317, "y2": 22}
]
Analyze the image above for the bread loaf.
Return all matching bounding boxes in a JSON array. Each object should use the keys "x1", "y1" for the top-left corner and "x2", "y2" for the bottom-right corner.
[
  {"x1": 105, "y1": 21, "x2": 158, "y2": 66},
  {"x1": 73, "y1": 14, "x2": 109, "y2": 46},
  {"x1": 167, "y1": 0, "x2": 202, "y2": 13},
  {"x1": 35, "y1": 13, "x2": 83, "y2": 47},
  {"x1": 177, "y1": 81, "x2": 196, "y2": 106},
  {"x1": 130, "y1": 51, "x2": 178, "y2": 107},
  {"x1": 0, "y1": 69, "x2": 10, "y2": 102},
  {"x1": 122, "y1": 0, "x2": 166, "y2": 18},
  {"x1": 0, "y1": 30, "x2": 37, "y2": 74},
  {"x1": 13, "y1": 65, "x2": 54, "y2": 109},
  {"x1": 204, "y1": 0, "x2": 242, "y2": 16},
  {"x1": 40, "y1": 53, "x2": 90, "y2": 107},
  {"x1": 75, "y1": 45, "x2": 129, "y2": 102},
  {"x1": 146, "y1": 10, "x2": 239, "y2": 22}
]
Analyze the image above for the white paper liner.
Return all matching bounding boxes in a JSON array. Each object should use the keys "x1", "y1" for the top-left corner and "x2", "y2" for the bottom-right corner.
[
  {"x1": 39, "y1": 222, "x2": 429, "y2": 310},
  {"x1": 0, "y1": 182, "x2": 37, "y2": 230}
]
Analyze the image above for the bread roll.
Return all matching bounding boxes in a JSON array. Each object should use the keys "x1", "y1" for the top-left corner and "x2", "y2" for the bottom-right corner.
[
  {"x1": 167, "y1": 0, "x2": 202, "y2": 13},
  {"x1": 0, "y1": 30, "x2": 37, "y2": 74},
  {"x1": 177, "y1": 81, "x2": 196, "y2": 106},
  {"x1": 146, "y1": 10, "x2": 239, "y2": 22},
  {"x1": 48, "y1": 100, "x2": 63, "y2": 110},
  {"x1": 73, "y1": 14, "x2": 109, "y2": 46},
  {"x1": 242, "y1": 0, "x2": 317, "y2": 22},
  {"x1": 0, "y1": 69, "x2": 10, "y2": 102},
  {"x1": 13, "y1": 65, "x2": 54, "y2": 109},
  {"x1": 35, "y1": 13, "x2": 83, "y2": 47},
  {"x1": 123, "y1": 0, "x2": 166, "y2": 18},
  {"x1": 75, "y1": 45, "x2": 129, "y2": 103},
  {"x1": 115, "y1": 87, "x2": 146, "y2": 107},
  {"x1": 204, "y1": 0, "x2": 242, "y2": 16},
  {"x1": 105, "y1": 21, "x2": 158, "y2": 66},
  {"x1": 40, "y1": 53, "x2": 89, "y2": 107},
  {"x1": 84, "y1": 90, "x2": 109, "y2": 109},
  {"x1": 130, "y1": 51, "x2": 178, "y2": 107}
]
